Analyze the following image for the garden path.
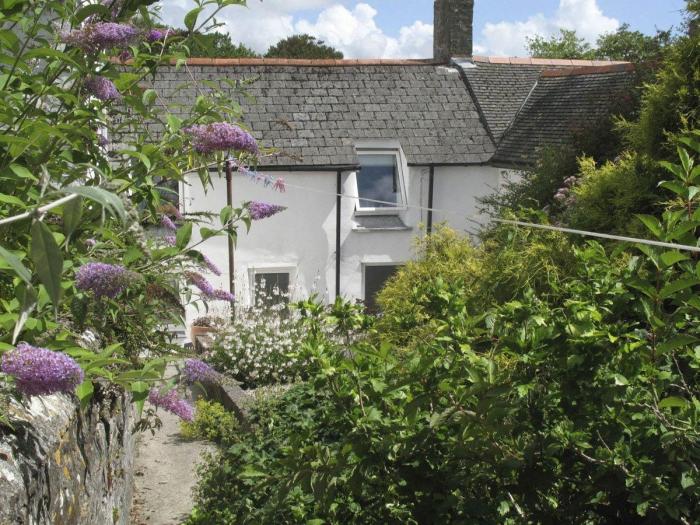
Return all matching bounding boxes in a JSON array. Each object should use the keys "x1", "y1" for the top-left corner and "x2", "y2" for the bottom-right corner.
[{"x1": 130, "y1": 370, "x2": 212, "y2": 525}]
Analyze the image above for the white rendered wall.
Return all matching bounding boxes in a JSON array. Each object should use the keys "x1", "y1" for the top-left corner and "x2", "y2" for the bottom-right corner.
[{"x1": 182, "y1": 164, "x2": 504, "y2": 324}]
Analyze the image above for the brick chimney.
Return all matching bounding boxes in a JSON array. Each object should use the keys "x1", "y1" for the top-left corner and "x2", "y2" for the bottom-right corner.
[{"x1": 433, "y1": 0, "x2": 474, "y2": 61}]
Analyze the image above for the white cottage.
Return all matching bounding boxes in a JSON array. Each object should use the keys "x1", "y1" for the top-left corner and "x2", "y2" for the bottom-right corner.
[{"x1": 152, "y1": 0, "x2": 636, "y2": 316}]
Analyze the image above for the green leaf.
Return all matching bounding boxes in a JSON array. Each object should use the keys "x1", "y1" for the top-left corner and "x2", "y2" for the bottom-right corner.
[
  {"x1": 166, "y1": 114, "x2": 182, "y2": 132},
  {"x1": 176, "y1": 222, "x2": 193, "y2": 249},
  {"x1": 30, "y1": 221, "x2": 64, "y2": 305},
  {"x1": 62, "y1": 196, "x2": 83, "y2": 238},
  {"x1": 660, "y1": 250, "x2": 689, "y2": 268},
  {"x1": 220, "y1": 205, "x2": 234, "y2": 226},
  {"x1": 200, "y1": 227, "x2": 221, "y2": 240},
  {"x1": 184, "y1": 7, "x2": 203, "y2": 31},
  {"x1": 681, "y1": 471, "x2": 695, "y2": 489},
  {"x1": 636, "y1": 214, "x2": 662, "y2": 238},
  {"x1": 613, "y1": 374, "x2": 628, "y2": 386},
  {"x1": 658, "y1": 396, "x2": 688, "y2": 409},
  {"x1": 240, "y1": 467, "x2": 268, "y2": 478},
  {"x1": 142, "y1": 89, "x2": 157, "y2": 106},
  {"x1": 9, "y1": 163, "x2": 35, "y2": 180},
  {"x1": 123, "y1": 246, "x2": 143, "y2": 265},
  {"x1": 74, "y1": 4, "x2": 109, "y2": 22},
  {"x1": 0, "y1": 193, "x2": 25, "y2": 206},
  {"x1": 657, "y1": 335, "x2": 699, "y2": 354},
  {"x1": 660, "y1": 278, "x2": 700, "y2": 299},
  {"x1": 60, "y1": 186, "x2": 127, "y2": 224},
  {"x1": 0, "y1": 246, "x2": 32, "y2": 284},
  {"x1": 76, "y1": 380, "x2": 94, "y2": 410},
  {"x1": 12, "y1": 284, "x2": 36, "y2": 344}
]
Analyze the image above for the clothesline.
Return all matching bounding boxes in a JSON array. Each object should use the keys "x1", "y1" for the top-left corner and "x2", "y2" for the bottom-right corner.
[{"x1": 234, "y1": 172, "x2": 700, "y2": 254}]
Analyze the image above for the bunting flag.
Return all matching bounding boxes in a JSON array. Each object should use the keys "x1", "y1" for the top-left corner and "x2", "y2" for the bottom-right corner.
[{"x1": 236, "y1": 163, "x2": 286, "y2": 193}]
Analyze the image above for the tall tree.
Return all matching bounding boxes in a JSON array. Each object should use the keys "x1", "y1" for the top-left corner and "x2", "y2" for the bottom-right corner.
[
  {"x1": 595, "y1": 24, "x2": 672, "y2": 62},
  {"x1": 527, "y1": 25, "x2": 672, "y2": 62},
  {"x1": 265, "y1": 34, "x2": 343, "y2": 59},
  {"x1": 187, "y1": 31, "x2": 259, "y2": 58},
  {"x1": 527, "y1": 29, "x2": 594, "y2": 59}
]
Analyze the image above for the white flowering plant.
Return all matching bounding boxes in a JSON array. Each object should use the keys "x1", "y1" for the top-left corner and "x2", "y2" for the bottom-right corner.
[{"x1": 206, "y1": 286, "x2": 310, "y2": 389}]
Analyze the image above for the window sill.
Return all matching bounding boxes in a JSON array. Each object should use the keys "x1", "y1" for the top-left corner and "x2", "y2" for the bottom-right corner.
[
  {"x1": 352, "y1": 215, "x2": 411, "y2": 232},
  {"x1": 354, "y1": 207, "x2": 406, "y2": 217}
]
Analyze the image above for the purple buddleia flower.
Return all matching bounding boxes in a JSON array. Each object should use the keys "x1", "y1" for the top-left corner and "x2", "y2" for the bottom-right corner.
[
  {"x1": 75, "y1": 262, "x2": 135, "y2": 298},
  {"x1": 117, "y1": 49, "x2": 132, "y2": 62},
  {"x1": 148, "y1": 388, "x2": 194, "y2": 421},
  {"x1": 185, "y1": 271, "x2": 234, "y2": 302},
  {"x1": 212, "y1": 289, "x2": 235, "y2": 302},
  {"x1": 183, "y1": 359, "x2": 220, "y2": 384},
  {"x1": 183, "y1": 123, "x2": 259, "y2": 155},
  {"x1": 97, "y1": 133, "x2": 109, "y2": 147},
  {"x1": 161, "y1": 215, "x2": 177, "y2": 231},
  {"x1": 61, "y1": 22, "x2": 140, "y2": 50},
  {"x1": 147, "y1": 28, "x2": 171, "y2": 42},
  {"x1": 84, "y1": 76, "x2": 121, "y2": 101},
  {"x1": 164, "y1": 235, "x2": 177, "y2": 246},
  {"x1": 185, "y1": 271, "x2": 216, "y2": 296},
  {"x1": 1, "y1": 343, "x2": 84, "y2": 397},
  {"x1": 201, "y1": 254, "x2": 222, "y2": 276},
  {"x1": 248, "y1": 201, "x2": 286, "y2": 221}
]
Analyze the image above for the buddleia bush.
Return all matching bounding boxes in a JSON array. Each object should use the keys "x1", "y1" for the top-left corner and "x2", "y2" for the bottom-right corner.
[{"x1": 0, "y1": 0, "x2": 282, "y2": 423}]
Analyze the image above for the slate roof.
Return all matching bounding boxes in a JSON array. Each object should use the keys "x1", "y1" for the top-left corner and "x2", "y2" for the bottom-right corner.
[
  {"x1": 492, "y1": 63, "x2": 637, "y2": 167},
  {"x1": 148, "y1": 59, "x2": 495, "y2": 167},
  {"x1": 143, "y1": 57, "x2": 636, "y2": 169},
  {"x1": 459, "y1": 57, "x2": 631, "y2": 142}
]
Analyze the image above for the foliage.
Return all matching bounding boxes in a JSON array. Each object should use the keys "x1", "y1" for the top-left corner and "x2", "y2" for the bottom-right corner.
[
  {"x1": 377, "y1": 223, "x2": 576, "y2": 347},
  {"x1": 622, "y1": 10, "x2": 700, "y2": 158},
  {"x1": 181, "y1": 399, "x2": 238, "y2": 444},
  {"x1": 480, "y1": 146, "x2": 580, "y2": 213},
  {"x1": 188, "y1": 143, "x2": 700, "y2": 524},
  {"x1": 265, "y1": 34, "x2": 343, "y2": 59},
  {"x1": 527, "y1": 25, "x2": 671, "y2": 62},
  {"x1": 596, "y1": 24, "x2": 672, "y2": 63},
  {"x1": 494, "y1": 4, "x2": 697, "y2": 231},
  {"x1": 564, "y1": 152, "x2": 661, "y2": 235},
  {"x1": 0, "y1": 0, "x2": 267, "y2": 417},
  {"x1": 527, "y1": 29, "x2": 594, "y2": 59},
  {"x1": 186, "y1": 30, "x2": 259, "y2": 58},
  {"x1": 206, "y1": 291, "x2": 309, "y2": 388}
]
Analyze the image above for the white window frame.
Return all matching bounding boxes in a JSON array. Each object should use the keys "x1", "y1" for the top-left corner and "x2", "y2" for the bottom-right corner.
[
  {"x1": 354, "y1": 148, "x2": 408, "y2": 216},
  {"x1": 248, "y1": 265, "x2": 296, "y2": 304}
]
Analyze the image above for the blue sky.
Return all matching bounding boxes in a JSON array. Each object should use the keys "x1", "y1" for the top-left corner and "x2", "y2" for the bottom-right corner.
[
  {"x1": 160, "y1": 0, "x2": 687, "y2": 58},
  {"x1": 340, "y1": 1, "x2": 686, "y2": 39}
]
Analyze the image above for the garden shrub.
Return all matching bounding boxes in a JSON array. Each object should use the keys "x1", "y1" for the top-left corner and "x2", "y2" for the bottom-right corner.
[
  {"x1": 187, "y1": 142, "x2": 700, "y2": 525},
  {"x1": 565, "y1": 152, "x2": 661, "y2": 235},
  {"x1": 0, "y1": 0, "x2": 280, "y2": 425},
  {"x1": 480, "y1": 145, "x2": 580, "y2": 214},
  {"x1": 180, "y1": 399, "x2": 238, "y2": 445},
  {"x1": 206, "y1": 297, "x2": 309, "y2": 389},
  {"x1": 378, "y1": 221, "x2": 576, "y2": 348}
]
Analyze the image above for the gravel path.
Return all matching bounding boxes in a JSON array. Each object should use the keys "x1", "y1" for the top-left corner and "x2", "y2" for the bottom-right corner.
[{"x1": 130, "y1": 385, "x2": 213, "y2": 524}]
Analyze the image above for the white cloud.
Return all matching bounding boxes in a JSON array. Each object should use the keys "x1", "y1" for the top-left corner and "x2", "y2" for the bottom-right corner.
[
  {"x1": 157, "y1": 0, "x2": 433, "y2": 58},
  {"x1": 477, "y1": 0, "x2": 619, "y2": 56},
  {"x1": 295, "y1": 3, "x2": 433, "y2": 58}
]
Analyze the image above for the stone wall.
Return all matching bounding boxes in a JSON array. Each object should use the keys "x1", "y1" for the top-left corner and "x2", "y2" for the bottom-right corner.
[{"x1": 0, "y1": 384, "x2": 135, "y2": 525}]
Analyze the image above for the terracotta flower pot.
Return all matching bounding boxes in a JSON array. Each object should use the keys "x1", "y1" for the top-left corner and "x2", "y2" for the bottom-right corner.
[{"x1": 190, "y1": 325, "x2": 216, "y2": 353}]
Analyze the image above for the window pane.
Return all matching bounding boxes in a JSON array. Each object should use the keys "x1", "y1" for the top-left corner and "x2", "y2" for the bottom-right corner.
[
  {"x1": 364, "y1": 265, "x2": 399, "y2": 313},
  {"x1": 254, "y1": 272, "x2": 290, "y2": 304},
  {"x1": 357, "y1": 154, "x2": 399, "y2": 208}
]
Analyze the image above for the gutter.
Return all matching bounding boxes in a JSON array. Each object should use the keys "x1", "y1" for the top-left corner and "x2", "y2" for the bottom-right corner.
[
  {"x1": 427, "y1": 166, "x2": 435, "y2": 234},
  {"x1": 335, "y1": 169, "x2": 342, "y2": 298}
]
